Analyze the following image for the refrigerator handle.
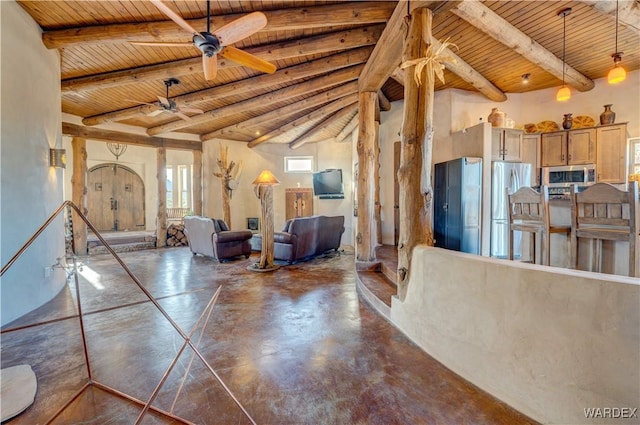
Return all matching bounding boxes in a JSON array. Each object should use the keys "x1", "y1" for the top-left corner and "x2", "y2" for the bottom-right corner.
[{"x1": 512, "y1": 168, "x2": 520, "y2": 192}]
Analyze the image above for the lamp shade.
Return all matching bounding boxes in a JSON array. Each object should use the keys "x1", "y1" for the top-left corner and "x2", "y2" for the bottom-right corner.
[
  {"x1": 608, "y1": 65, "x2": 626, "y2": 84},
  {"x1": 252, "y1": 170, "x2": 280, "y2": 185},
  {"x1": 556, "y1": 86, "x2": 571, "y2": 102}
]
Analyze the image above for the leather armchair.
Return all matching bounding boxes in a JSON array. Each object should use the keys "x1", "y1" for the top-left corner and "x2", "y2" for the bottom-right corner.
[{"x1": 184, "y1": 216, "x2": 252, "y2": 262}]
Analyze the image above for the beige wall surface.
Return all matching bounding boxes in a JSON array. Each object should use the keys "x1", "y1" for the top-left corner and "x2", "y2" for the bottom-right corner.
[
  {"x1": 391, "y1": 246, "x2": 640, "y2": 425},
  {"x1": 203, "y1": 139, "x2": 354, "y2": 246}
]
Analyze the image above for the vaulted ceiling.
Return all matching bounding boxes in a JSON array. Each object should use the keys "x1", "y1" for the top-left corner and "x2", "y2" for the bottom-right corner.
[{"x1": 16, "y1": 1, "x2": 640, "y2": 149}]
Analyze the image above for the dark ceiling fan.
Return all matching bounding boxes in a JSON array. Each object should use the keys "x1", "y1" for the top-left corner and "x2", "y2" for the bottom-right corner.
[
  {"x1": 127, "y1": 78, "x2": 204, "y2": 121},
  {"x1": 131, "y1": 0, "x2": 276, "y2": 81}
]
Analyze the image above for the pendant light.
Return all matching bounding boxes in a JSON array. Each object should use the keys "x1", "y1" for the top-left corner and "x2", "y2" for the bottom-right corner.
[
  {"x1": 608, "y1": 0, "x2": 626, "y2": 84},
  {"x1": 556, "y1": 8, "x2": 572, "y2": 102}
]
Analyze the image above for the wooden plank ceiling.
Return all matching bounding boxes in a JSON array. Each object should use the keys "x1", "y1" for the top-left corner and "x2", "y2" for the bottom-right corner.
[{"x1": 16, "y1": 0, "x2": 640, "y2": 149}]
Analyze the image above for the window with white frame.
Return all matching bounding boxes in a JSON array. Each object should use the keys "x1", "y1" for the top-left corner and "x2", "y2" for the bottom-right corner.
[
  {"x1": 630, "y1": 138, "x2": 640, "y2": 175},
  {"x1": 166, "y1": 165, "x2": 192, "y2": 209},
  {"x1": 284, "y1": 156, "x2": 314, "y2": 173}
]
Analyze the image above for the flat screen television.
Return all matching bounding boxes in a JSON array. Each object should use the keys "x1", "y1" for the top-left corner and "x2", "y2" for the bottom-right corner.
[{"x1": 312, "y1": 169, "x2": 344, "y2": 199}]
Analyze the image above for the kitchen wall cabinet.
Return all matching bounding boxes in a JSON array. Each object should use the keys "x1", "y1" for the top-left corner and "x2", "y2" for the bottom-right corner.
[
  {"x1": 596, "y1": 123, "x2": 628, "y2": 183},
  {"x1": 492, "y1": 128, "x2": 522, "y2": 161},
  {"x1": 522, "y1": 134, "x2": 541, "y2": 185},
  {"x1": 540, "y1": 128, "x2": 595, "y2": 166}
]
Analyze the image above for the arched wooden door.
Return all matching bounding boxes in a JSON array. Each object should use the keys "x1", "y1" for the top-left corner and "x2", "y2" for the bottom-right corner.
[{"x1": 87, "y1": 164, "x2": 145, "y2": 231}]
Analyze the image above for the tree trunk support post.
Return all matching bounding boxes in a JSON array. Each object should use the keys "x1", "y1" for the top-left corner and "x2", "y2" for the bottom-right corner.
[
  {"x1": 156, "y1": 147, "x2": 167, "y2": 248},
  {"x1": 71, "y1": 137, "x2": 88, "y2": 255},
  {"x1": 356, "y1": 91, "x2": 379, "y2": 262},
  {"x1": 397, "y1": 6, "x2": 436, "y2": 301}
]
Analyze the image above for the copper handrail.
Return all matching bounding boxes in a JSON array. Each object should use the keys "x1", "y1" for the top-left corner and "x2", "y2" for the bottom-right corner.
[{"x1": 1, "y1": 201, "x2": 256, "y2": 424}]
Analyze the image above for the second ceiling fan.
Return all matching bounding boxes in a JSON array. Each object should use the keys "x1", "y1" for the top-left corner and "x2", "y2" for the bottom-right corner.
[{"x1": 134, "y1": 0, "x2": 276, "y2": 81}]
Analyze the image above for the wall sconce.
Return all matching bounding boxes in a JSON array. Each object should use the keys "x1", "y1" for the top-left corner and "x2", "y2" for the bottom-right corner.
[
  {"x1": 49, "y1": 148, "x2": 66, "y2": 168},
  {"x1": 249, "y1": 170, "x2": 280, "y2": 272}
]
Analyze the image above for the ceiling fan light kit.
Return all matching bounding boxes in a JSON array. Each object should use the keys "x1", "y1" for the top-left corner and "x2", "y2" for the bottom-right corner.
[
  {"x1": 607, "y1": 0, "x2": 626, "y2": 85},
  {"x1": 556, "y1": 7, "x2": 572, "y2": 102}
]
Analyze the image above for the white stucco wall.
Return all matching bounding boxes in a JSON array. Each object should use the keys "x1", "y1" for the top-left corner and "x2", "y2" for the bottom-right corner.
[
  {"x1": 391, "y1": 247, "x2": 640, "y2": 425},
  {"x1": 203, "y1": 140, "x2": 354, "y2": 246},
  {"x1": 1, "y1": 1, "x2": 66, "y2": 326}
]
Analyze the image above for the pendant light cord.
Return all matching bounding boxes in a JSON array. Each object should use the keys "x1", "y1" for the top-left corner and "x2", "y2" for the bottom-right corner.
[
  {"x1": 562, "y1": 11, "x2": 566, "y2": 86},
  {"x1": 614, "y1": 0, "x2": 619, "y2": 54}
]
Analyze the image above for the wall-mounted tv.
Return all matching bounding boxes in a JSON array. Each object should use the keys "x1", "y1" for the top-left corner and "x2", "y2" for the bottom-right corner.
[{"x1": 312, "y1": 169, "x2": 344, "y2": 199}]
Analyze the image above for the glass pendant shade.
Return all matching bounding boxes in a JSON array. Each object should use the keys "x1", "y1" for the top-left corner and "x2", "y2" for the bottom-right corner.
[
  {"x1": 608, "y1": 65, "x2": 626, "y2": 84},
  {"x1": 556, "y1": 86, "x2": 571, "y2": 102}
]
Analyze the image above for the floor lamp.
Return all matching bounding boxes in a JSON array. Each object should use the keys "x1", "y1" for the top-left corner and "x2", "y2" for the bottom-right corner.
[{"x1": 249, "y1": 170, "x2": 280, "y2": 272}]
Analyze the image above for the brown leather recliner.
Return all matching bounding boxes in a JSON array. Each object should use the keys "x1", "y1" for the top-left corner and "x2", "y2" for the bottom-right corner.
[{"x1": 184, "y1": 216, "x2": 252, "y2": 262}]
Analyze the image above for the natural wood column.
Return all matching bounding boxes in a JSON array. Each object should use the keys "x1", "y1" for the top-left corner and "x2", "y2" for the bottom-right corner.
[
  {"x1": 192, "y1": 150, "x2": 203, "y2": 216},
  {"x1": 156, "y1": 147, "x2": 167, "y2": 247},
  {"x1": 71, "y1": 137, "x2": 88, "y2": 255},
  {"x1": 397, "y1": 7, "x2": 435, "y2": 301},
  {"x1": 356, "y1": 91, "x2": 379, "y2": 262},
  {"x1": 257, "y1": 184, "x2": 275, "y2": 269}
]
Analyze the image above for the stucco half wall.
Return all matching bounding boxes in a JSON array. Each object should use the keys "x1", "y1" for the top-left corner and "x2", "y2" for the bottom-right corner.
[{"x1": 390, "y1": 246, "x2": 639, "y2": 424}]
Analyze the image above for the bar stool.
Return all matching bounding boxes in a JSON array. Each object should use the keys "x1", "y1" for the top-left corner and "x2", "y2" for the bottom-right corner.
[
  {"x1": 507, "y1": 185, "x2": 571, "y2": 265},
  {"x1": 570, "y1": 181, "x2": 638, "y2": 277}
]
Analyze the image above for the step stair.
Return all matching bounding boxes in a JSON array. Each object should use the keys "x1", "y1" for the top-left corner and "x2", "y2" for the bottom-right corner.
[{"x1": 356, "y1": 264, "x2": 397, "y2": 320}]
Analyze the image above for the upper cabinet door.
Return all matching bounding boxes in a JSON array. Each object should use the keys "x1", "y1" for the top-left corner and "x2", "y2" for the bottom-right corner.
[
  {"x1": 541, "y1": 132, "x2": 566, "y2": 166},
  {"x1": 568, "y1": 128, "x2": 596, "y2": 165},
  {"x1": 596, "y1": 124, "x2": 628, "y2": 183},
  {"x1": 491, "y1": 128, "x2": 523, "y2": 161}
]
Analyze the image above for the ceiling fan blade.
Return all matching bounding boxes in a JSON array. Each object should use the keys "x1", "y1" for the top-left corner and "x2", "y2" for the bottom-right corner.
[
  {"x1": 213, "y1": 11, "x2": 267, "y2": 46},
  {"x1": 180, "y1": 107, "x2": 205, "y2": 114},
  {"x1": 157, "y1": 96, "x2": 171, "y2": 106},
  {"x1": 150, "y1": 0, "x2": 202, "y2": 37},
  {"x1": 174, "y1": 111, "x2": 193, "y2": 122},
  {"x1": 202, "y1": 54, "x2": 217, "y2": 80},
  {"x1": 147, "y1": 109, "x2": 167, "y2": 117},
  {"x1": 130, "y1": 41, "x2": 195, "y2": 47},
  {"x1": 220, "y1": 46, "x2": 276, "y2": 74}
]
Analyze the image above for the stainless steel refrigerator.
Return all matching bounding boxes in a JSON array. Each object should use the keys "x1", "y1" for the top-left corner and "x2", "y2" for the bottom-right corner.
[
  {"x1": 434, "y1": 157, "x2": 482, "y2": 254},
  {"x1": 490, "y1": 161, "x2": 532, "y2": 258}
]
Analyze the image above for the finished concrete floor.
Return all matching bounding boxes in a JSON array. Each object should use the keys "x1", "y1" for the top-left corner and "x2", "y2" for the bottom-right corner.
[{"x1": 1, "y1": 247, "x2": 537, "y2": 424}]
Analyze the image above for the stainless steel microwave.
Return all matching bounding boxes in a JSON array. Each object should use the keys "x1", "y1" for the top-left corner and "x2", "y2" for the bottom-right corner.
[{"x1": 541, "y1": 164, "x2": 596, "y2": 187}]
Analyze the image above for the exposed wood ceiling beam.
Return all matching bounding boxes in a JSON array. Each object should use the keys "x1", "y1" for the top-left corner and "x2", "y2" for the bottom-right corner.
[
  {"x1": 62, "y1": 25, "x2": 384, "y2": 93},
  {"x1": 42, "y1": 2, "x2": 395, "y2": 49},
  {"x1": 201, "y1": 81, "x2": 358, "y2": 142},
  {"x1": 290, "y1": 103, "x2": 359, "y2": 149},
  {"x1": 432, "y1": 39, "x2": 507, "y2": 102},
  {"x1": 390, "y1": 68, "x2": 405, "y2": 86},
  {"x1": 247, "y1": 94, "x2": 358, "y2": 148},
  {"x1": 378, "y1": 90, "x2": 391, "y2": 112},
  {"x1": 62, "y1": 122, "x2": 200, "y2": 150},
  {"x1": 359, "y1": 1, "x2": 442, "y2": 92},
  {"x1": 578, "y1": 0, "x2": 640, "y2": 34},
  {"x1": 335, "y1": 115, "x2": 359, "y2": 143},
  {"x1": 82, "y1": 47, "x2": 372, "y2": 126},
  {"x1": 451, "y1": 0, "x2": 595, "y2": 92},
  {"x1": 147, "y1": 64, "x2": 364, "y2": 136}
]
